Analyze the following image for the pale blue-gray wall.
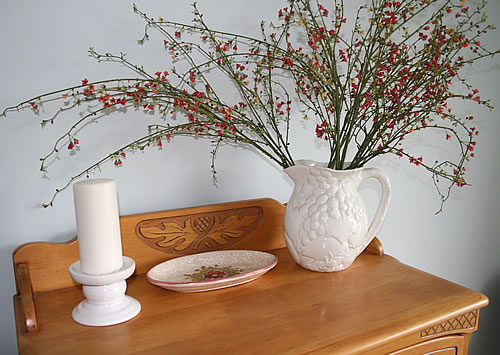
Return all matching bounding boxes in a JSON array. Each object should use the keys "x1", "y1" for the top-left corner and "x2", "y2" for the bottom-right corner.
[{"x1": 1, "y1": 1, "x2": 498, "y2": 353}]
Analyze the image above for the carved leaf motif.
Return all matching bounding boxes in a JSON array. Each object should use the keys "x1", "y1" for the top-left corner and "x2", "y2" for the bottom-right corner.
[
  {"x1": 135, "y1": 206, "x2": 263, "y2": 254},
  {"x1": 204, "y1": 214, "x2": 260, "y2": 246},
  {"x1": 140, "y1": 221, "x2": 198, "y2": 249}
]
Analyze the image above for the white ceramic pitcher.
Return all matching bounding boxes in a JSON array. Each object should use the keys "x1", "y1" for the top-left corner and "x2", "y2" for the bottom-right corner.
[{"x1": 283, "y1": 160, "x2": 392, "y2": 272}]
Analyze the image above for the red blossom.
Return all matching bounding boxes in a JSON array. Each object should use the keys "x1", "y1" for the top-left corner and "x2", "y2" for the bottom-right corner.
[
  {"x1": 319, "y1": 4, "x2": 329, "y2": 17},
  {"x1": 339, "y1": 49, "x2": 347, "y2": 62},
  {"x1": 67, "y1": 138, "x2": 79, "y2": 150},
  {"x1": 455, "y1": 176, "x2": 466, "y2": 187},
  {"x1": 409, "y1": 156, "x2": 423, "y2": 166},
  {"x1": 315, "y1": 121, "x2": 328, "y2": 140}
]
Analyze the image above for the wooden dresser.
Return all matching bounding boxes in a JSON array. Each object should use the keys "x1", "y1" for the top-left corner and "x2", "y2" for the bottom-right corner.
[{"x1": 13, "y1": 198, "x2": 488, "y2": 354}]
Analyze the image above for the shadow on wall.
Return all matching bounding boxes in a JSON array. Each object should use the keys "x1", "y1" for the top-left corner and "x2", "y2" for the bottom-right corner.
[{"x1": 469, "y1": 273, "x2": 500, "y2": 353}]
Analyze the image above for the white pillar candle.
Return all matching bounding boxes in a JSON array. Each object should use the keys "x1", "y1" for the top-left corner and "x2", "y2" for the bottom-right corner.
[{"x1": 73, "y1": 179, "x2": 123, "y2": 275}]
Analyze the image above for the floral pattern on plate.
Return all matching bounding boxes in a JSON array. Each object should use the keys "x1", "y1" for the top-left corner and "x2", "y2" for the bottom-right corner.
[
  {"x1": 147, "y1": 250, "x2": 278, "y2": 293},
  {"x1": 184, "y1": 264, "x2": 244, "y2": 282}
]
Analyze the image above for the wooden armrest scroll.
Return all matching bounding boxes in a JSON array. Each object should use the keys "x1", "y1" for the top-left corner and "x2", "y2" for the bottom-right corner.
[
  {"x1": 15, "y1": 262, "x2": 37, "y2": 332},
  {"x1": 364, "y1": 237, "x2": 384, "y2": 256}
]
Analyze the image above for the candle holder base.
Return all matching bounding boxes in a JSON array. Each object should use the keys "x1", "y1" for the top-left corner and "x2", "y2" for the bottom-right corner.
[{"x1": 69, "y1": 256, "x2": 141, "y2": 327}]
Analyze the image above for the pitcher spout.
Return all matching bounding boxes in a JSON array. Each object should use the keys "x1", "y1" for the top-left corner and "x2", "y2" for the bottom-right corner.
[
  {"x1": 284, "y1": 165, "x2": 306, "y2": 184},
  {"x1": 284, "y1": 160, "x2": 328, "y2": 183}
]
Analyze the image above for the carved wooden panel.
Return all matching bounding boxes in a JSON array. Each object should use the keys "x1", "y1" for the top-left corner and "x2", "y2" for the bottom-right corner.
[
  {"x1": 135, "y1": 206, "x2": 263, "y2": 255},
  {"x1": 420, "y1": 310, "x2": 477, "y2": 337}
]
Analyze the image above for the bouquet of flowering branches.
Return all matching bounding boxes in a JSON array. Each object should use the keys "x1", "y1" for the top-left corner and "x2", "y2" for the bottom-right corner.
[{"x1": 1, "y1": 0, "x2": 497, "y2": 209}]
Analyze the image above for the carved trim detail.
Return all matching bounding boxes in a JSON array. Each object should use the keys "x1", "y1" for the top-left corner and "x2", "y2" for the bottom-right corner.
[
  {"x1": 135, "y1": 206, "x2": 263, "y2": 255},
  {"x1": 420, "y1": 310, "x2": 477, "y2": 337}
]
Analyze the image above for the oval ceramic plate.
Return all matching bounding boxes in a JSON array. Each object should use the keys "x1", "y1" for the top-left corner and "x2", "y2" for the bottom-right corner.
[{"x1": 146, "y1": 250, "x2": 278, "y2": 293}]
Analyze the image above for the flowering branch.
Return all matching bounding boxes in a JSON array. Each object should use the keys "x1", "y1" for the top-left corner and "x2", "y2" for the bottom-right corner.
[{"x1": 1, "y1": 0, "x2": 498, "y2": 211}]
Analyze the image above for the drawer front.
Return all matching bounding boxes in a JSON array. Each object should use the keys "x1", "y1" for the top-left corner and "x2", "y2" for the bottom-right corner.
[
  {"x1": 424, "y1": 347, "x2": 457, "y2": 355},
  {"x1": 389, "y1": 335, "x2": 464, "y2": 355}
]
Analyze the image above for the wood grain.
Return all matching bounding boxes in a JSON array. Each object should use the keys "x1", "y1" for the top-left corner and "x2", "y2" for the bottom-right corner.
[
  {"x1": 12, "y1": 198, "x2": 488, "y2": 354},
  {"x1": 15, "y1": 248, "x2": 488, "y2": 354},
  {"x1": 135, "y1": 206, "x2": 263, "y2": 254},
  {"x1": 364, "y1": 236, "x2": 384, "y2": 256},
  {"x1": 13, "y1": 198, "x2": 286, "y2": 293},
  {"x1": 14, "y1": 263, "x2": 37, "y2": 332}
]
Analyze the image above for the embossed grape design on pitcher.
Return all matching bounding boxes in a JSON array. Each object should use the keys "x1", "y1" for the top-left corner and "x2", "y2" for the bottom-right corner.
[{"x1": 283, "y1": 160, "x2": 392, "y2": 272}]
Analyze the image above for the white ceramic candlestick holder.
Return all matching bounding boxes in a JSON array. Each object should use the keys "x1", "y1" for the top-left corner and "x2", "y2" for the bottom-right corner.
[{"x1": 69, "y1": 256, "x2": 141, "y2": 326}]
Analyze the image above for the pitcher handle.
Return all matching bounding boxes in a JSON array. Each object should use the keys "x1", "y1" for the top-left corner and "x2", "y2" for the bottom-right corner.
[{"x1": 360, "y1": 168, "x2": 392, "y2": 240}]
